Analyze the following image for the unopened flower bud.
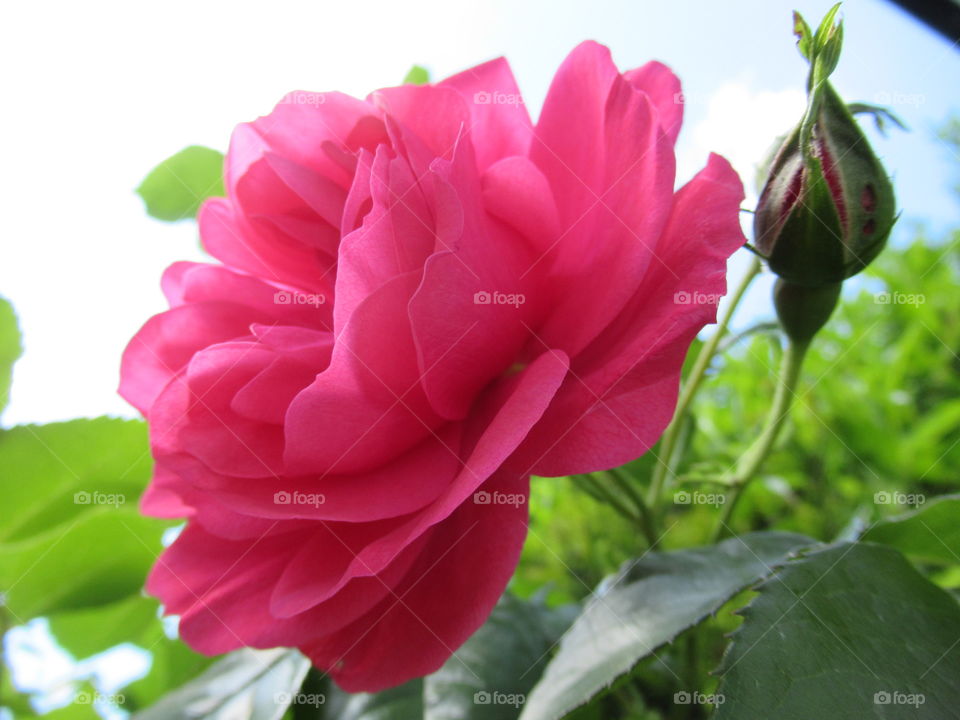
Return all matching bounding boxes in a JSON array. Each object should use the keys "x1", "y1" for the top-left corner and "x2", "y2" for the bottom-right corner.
[
  {"x1": 755, "y1": 4, "x2": 896, "y2": 290},
  {"x1": 754, "y1": 83, "x2": 896, "y2": 287}
]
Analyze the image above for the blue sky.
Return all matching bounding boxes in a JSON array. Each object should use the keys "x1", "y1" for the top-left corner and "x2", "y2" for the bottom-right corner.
[{"x1": 1, "y1": 0, "x2": 957, "y2": 426}]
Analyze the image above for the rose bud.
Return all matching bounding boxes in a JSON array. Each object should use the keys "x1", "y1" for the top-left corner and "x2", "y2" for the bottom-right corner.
[
  {"x1": 754, "y1": 4, "x2": 896, "y2": 289},
  {"x1": 753, "y1": 82, "x2": 896, "y2": 288}
]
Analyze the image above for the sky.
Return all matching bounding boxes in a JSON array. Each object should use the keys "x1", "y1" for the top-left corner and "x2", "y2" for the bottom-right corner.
[{"x1": 1, "y1": 0, "x2": 958, "y2": 426}]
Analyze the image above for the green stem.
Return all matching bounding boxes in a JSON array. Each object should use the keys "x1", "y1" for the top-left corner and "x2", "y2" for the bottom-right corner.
[
  {"x1": 647, "y1": 257, "x2": 762, "y2": 522},
  {"x1": 577, "y1": 475, "x2": 642, "y2": 527},
  {"x1": 603, "y1": 469, "x2": 658, "y2": 547},
  {"x1": 712, "y1": 338, "x2": 810, "y2": 540}
]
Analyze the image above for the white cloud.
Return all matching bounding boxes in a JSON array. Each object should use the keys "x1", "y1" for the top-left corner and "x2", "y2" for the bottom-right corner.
[
  {"x1": 678, "y1": 83, "x2": 807, "y2": 332},
  {"x1": 680, "y1": 82, "x2": 806, "y2": 203}
]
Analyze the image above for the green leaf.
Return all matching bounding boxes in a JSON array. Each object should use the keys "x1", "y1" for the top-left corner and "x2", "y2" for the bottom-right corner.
[
  {"x1": 813, "y1": 2, "x2": 842, "y2": 54},
  {"x1": 0, "y1": 507, "x2": 168, "y2": 617},
  {"x1": 0, "y1": 295, "x2": 22, "y2": 419},
  {"x1": 792, "y1": 11, "x2": 813, "y2": 60},
  {"x1": 0, "y1": 418, "x2": 153, "y2": 542},
  {"x1": 134, "y1": 648, "x2": 310, "y2": 720},
  {"x1": 136, "y1": 146, "x2": 225, "y2": 222},
  {"x1": 811, "y1": 3, "x2": 843, "y2": 83},
  {"x1": 403, "y1": 65, "x2": 430, "y2": 85},
  {"x1": 519, "y1": 532, "x2": 814, "y2": 720},
  {"x1": 47, "y1": 594, "x2": 160, "y2": 659},
  {"x1": 715, "y1": 542, "x2": 960, "y2": 718},
  {"x1": 861, "y1": 494, "x2": 960, "y2": 565},
  {"x1": 330, "y1": 679, "x2": 425, "y2": 720},
  {"x1": 425, "y1": 593, "x2": 576, "y2": 720},
  {"x1": 847, "y1": 102, "x2": 907, "y2": 136}
]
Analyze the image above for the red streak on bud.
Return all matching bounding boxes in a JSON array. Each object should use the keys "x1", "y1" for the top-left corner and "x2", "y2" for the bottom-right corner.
[
  {"x1": 817, "y1": 135, "x2": 847, "y2": 230},
  {"x1": 781, "y1": 167, "x2": 804, "y2": 226}
]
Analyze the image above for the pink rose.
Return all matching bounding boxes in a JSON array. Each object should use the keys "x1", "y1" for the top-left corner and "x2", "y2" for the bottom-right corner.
[{"x1": 120, "y1": 41, "x2": 744, "y2": 691}]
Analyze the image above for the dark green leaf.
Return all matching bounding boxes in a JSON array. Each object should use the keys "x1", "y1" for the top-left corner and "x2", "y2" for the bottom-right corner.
[
  {"x1": 425, "y1": 593, "x2": 576, "y2": 720},
  {"x1": 520, "y1": 532, "x2": 814, "y2": 720},
  {"x1": 327, "y1": 678, "x2": 424, "y2": 720},
  {"x1": 136, "y1": 146, "x2": 224, "y2": 222},
  {"x1": 715, "y1": 542, "x2": 960, "y2": 718}
]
